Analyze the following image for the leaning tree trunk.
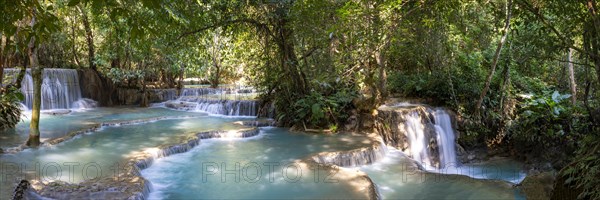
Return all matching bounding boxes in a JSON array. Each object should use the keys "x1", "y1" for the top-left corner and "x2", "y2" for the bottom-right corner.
[
  {"x1": 475, "y1": 0, "x2": 512, "y2": 117},
  {"x1": 27, "y1": 11, "x2": 41, "y2": 147}
]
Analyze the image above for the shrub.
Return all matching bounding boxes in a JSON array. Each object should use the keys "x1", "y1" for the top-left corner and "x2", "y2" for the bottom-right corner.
[
  {"x1": 0, "y1": 87, "x2": 24, "y2": 130},
  {"x1": 508, "y1": 91, "x2": 575, "y2": 147},
  {"x1": 290, "y1": 86, "x2": 357, "y2": 129}
]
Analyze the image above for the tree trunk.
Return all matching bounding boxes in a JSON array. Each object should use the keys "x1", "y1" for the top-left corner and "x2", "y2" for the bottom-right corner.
[
  {"x1": 209, "y1": 31, "x2": 222, "y2": 89},
  {"x1": 276, "y1": 18, "x2": 307, "y2": 96},
  {"x1": 177, "y1": 64, "x2": 184, "y2": 96},
  {"x1": 0, "y1": 34, "x2": 4, "y2": 85},
  {"x1": 375, "y1": 50, "x2": 388, "y2": 103},
  {"x1": 500, "y1": 41, "x2": 512, "y2": 115},
  {"x1": 1, "y1": 35, "x2": 8, "y2": 69},
  {"x1": 140, "y1": 79, "x2": 148, "y2": 107},
  {"x1": 567, "y1": 48, "x2": 577, "y2": 104},
  {"x1": 79, "y1": 5, "x2": 96, "y2": 71},
  {"x1": 210, "y1": 57, "x2": 220, "y2": 88},
  {"x1": 27, "y1": 10, "x2": 41, "y2": 147},
  {"x1": 71, "y1": 14, "x2": 81, "y2": 67},
  {"x1": 475, "y1": 0, "x2": 512, "y2": 117}
]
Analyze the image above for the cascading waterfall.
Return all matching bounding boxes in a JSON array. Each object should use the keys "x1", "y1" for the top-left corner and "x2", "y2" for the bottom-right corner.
[
  {"x1": 193, "y1": 99, "x2": 257, "y2": 116},
  {"x1": 179, "y1": 88, "x2": 222, "y2": 97},
  {"x1": 400, "y1": 108, "x2": 458, "y2": 169},
  {"x1": 162, "y1": 87, "x2": 259, "y2": 117},
  {"x1": 433, "y1": 109, "x2": 458, "y2": 168},
  {"x1": 404, "y1": 112, "x2": 433, "y2": 167},
  {"x1": 2, "y1": 68, "x2": 97, "y2": 110}
]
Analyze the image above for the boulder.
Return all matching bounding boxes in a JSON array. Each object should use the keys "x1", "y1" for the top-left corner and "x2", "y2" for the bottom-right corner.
[{"x1": 518, "y1": 171, "x2": 556, "y2": 200}]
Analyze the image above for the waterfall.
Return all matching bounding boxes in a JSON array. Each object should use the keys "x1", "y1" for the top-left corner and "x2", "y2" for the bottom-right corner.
[
  {"x1": 404, "y1": 112, "x2": 433, "y2": 167},
  {"x1": 2, "y1": 68, "x2": 97, "y2": 110},
  {"x1": 193, "y1": 99, "x2": 257, "y2": 116},
  {"x1": 387, "y1": 107, "x2": 458, "y2": 169},
  {"x1": 433, "y1": 109, "x2": 458, "y2": 168},
  {"x1": 161, "y1": 87, "x2": 259, "y2": 117}
]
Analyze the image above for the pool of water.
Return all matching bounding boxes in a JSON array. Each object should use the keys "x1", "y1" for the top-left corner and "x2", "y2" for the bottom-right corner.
[
  {"x1": 142, "y1": 128, "x2": 374, "y2": 199},
  {"x1": 0, "y1": 107, "x2": 207, "y2": 149},
  {"x1": 359, "y1": 148, "x2": 526, "y2": 200},
  {"x1": 0, "y1": 107, "x2": 250, "y2": 199}
]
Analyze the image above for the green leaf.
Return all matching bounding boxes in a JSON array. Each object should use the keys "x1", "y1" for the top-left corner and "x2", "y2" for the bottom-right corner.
[
  {"x1": 551, "y1": 91, "x2": 560, "y2": 103},
  {"x1": 311, "y1": 103, "x2": 324, "y2": 121},
  {"x1": 15, "y1": 92, "x2": 25, "y2": 101}
]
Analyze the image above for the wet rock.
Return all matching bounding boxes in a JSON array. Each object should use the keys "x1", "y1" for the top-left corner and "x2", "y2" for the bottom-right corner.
[
  {"x1": 235, "y1": 119, "x2": 276, "y2": 127},
  {"x1": 164, "y1": 101, "x2": 198, "y2": 111},
  {"x1": 12, "y1": 180, "x2": 30, "y2": 200},
  {"x1": 41, "y1": 109, "x2": 72, "y2": 115},
  {"x1": 0, "y1": 148, "x2": 3, "y2": 154},
  {"x1": 312, "y1": 138, "x2": 387, "y2": 167}
]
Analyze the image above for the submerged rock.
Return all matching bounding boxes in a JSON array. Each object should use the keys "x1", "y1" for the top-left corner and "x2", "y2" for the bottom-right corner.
[{"x1": 298, "y1": 160, "x2": 380, "y2": 199}]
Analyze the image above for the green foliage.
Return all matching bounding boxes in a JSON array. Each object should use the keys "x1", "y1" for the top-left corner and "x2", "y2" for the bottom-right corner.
[
  {"x1": 563, "y1": 133, "x2": 600, "y2": 200},
  {"x1": 0, "y1": 87, "x2": 25, "y2": 130},
  {"x1": 509, "y1": 91, "x2": 574, "y2": 147},
  {"x1": 388, "y1": 68, "x2": 483, "y2": 108},
  {"x1": 290, "y1": 86, "x2": 357, "y2": 129},
  {"x1": 106, "y1": 68, "x2": 146, "y2": 87}
]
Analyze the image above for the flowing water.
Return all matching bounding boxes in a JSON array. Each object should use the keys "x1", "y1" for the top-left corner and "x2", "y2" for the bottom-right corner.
[
  {"x1": 404, "y1": 112, "x2": 432, "y2": 167},
  {"x1": 433, "y1": 110, "x2": 458, "y2": 168},
  {"x1": 402, "y1": 108, "x2": 526, "y2": 184},
  {"x1": 158, "y1": 87, "x2": 260, "y2": 116},
  {"x1": 2, "y1": 68, "x2": 96, "y2": 110}
]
